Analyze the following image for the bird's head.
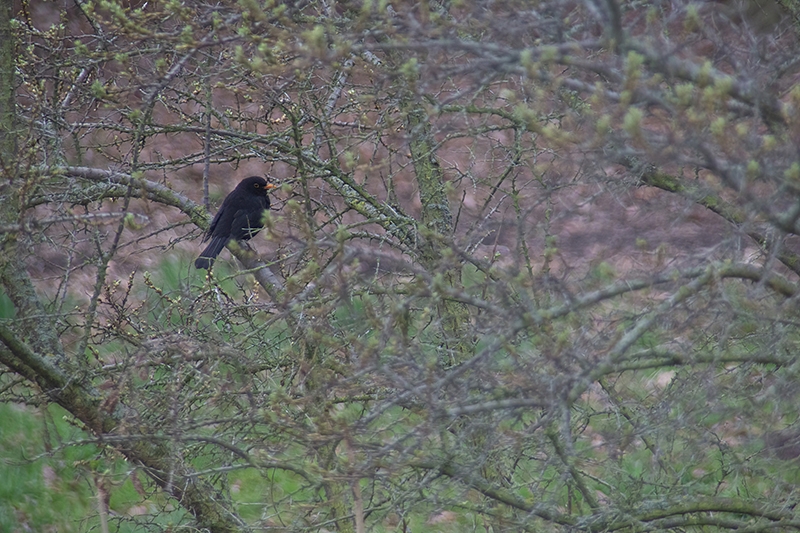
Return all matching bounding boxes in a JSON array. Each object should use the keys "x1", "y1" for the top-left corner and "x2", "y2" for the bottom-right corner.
[{"x1": 238, "y1": 176, "x2": 276, "y2": 194}]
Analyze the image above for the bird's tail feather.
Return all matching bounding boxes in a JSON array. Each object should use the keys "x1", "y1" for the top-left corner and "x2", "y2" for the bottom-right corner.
[{"x1": 195, "y1": 237, "x2": 228, "y2": 269}]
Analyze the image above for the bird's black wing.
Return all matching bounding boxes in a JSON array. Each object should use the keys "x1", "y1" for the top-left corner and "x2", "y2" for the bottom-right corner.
[
  {"x1": 229, "y1": 197, "x2": 268, "y2": 241},
  {"x1": 196, "y1": 184, "x2": 268, "y2": 269},
  {"x1": 196, "y1": 197, "x2": 237, "y2": 269},
  {"x1": 201, "y1": 203, "x2": 226, "y2": 243}
]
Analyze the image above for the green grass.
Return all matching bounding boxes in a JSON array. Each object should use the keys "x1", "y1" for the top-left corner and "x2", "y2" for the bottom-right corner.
[
  {"x1": 0, "y1": 289, "x2": 14, "y2": 319},
  {"x1": 0, "y1": 403, "x2": 96, "y2": 532},
  {"x1": 4, "y1": 255, "x2": 800, "y2": 532},
  {"x1": 0, "y1": 401, "x2": 197, "y2": 532}
]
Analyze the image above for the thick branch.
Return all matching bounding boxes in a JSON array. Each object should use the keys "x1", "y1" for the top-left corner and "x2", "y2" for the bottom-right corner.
[
  {"x1": 0, "y1": 323, "x2": 251, "y2": 533},
  {"x1": 627, "y1": 160, "x2": 800, "y2": 277}
]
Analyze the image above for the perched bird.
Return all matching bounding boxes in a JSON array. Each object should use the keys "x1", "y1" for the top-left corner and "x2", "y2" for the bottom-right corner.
[{"x1": 195, "y1": 176, "x2": 274, "y2": 270}]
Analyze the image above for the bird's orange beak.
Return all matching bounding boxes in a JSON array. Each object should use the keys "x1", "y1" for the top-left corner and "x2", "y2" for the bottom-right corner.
[{"x1": 266, "y1": 183, "x2": 277, "y2": 189}]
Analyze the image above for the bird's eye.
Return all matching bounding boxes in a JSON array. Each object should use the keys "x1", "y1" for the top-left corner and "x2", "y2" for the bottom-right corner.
[{"x1": 254, "y1": 183, "x2": 260, "y2": 188}]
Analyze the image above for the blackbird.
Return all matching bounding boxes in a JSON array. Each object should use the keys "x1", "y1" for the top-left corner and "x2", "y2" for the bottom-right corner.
[{"x1": 195, "y1": 176, "x2": 274, "y2": 270}]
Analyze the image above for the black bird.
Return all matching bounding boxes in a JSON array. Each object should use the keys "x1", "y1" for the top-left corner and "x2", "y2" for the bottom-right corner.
[{"x1": 195, "y1": 176, "x2": 274, "y2": 270}]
